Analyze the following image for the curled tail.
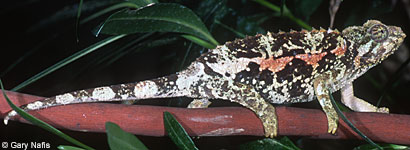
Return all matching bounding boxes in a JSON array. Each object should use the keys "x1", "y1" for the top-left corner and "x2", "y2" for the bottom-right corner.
[{"x1": 4, "y1": 73, "x2": 187, "y2": 124}]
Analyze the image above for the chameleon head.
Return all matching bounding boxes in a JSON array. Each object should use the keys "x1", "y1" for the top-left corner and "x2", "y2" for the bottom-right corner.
[{"x1": 342, "y1": 20, "x2": 406, "y2": 69}]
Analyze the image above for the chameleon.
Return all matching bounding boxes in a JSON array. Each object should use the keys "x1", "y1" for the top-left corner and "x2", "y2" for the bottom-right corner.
[{"x1": 3, "y1": 20, "x2": 406, "y2": 138}]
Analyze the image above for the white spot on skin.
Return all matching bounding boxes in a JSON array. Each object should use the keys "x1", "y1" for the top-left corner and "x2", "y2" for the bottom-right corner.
[
  {"x1": 56, "y1": 93, "x2": 76, "y2": 104},
  {"x1": 134, "y1": 81, "x2": 159, "y2": 98},
  {"x1": 206, "y1": 45, "x2": 265, "y2": 79},
  {"x1": 120, "y1": 94, "x2": 129, "y2": 99},
  {"x1": 282, "y1": 40, "x2": 303, "y2": 50},
  {"x1": 357, "y1": 41, "x2": 372, "y2": 56},
  {"x1": 327, "y1": 28, "x2": 332, "y2": 33},
  {"x1": 26, "y1": 101, "x2": 45, "y2": 110},
  {"x1": 315, "y1": 82, "x2": 327, "y2": 96},
  {"x1": 319, "y1": 98, "x2": 327, "y2": 106},
  {"x1": 92, "y1": 87, "x2": 116, "y2": 101},
  {"x1": 258, "y1": 33, "x2": 275, "y2": 57},
  {"x1": 175, "y1": 62, "x2": 209, "y2": 96}
]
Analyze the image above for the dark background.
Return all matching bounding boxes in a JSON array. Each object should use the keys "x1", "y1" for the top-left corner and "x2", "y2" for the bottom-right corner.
[{"x1": 1, "y1": 0, "x2": 409, "y2": 149}]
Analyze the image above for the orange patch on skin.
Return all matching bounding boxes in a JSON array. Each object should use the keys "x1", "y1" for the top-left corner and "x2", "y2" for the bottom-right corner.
[
  {"x1": 330, "y1": 45, "x2": 346, "y2": 56},
  {"x1": 295, "y1": 52, "x2": 327, "y2": 69},
  {"x1": 259, "y1": 56, "x2": 294, "y2": 73}
]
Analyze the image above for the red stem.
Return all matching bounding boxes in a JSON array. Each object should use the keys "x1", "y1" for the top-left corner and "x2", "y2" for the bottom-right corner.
[{"x1": 1, "y1": 91, "x2": 409, "y2": 145}]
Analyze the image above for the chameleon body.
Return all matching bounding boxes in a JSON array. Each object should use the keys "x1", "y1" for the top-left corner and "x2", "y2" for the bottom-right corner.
[{"x1": 4, "y1": 20, "x2": 406, "y2": 137}]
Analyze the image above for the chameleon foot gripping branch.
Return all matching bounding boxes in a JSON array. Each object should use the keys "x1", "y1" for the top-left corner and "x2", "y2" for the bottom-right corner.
[{"x1": 4, "y1": 20, "x2": 406, "y2": 138}]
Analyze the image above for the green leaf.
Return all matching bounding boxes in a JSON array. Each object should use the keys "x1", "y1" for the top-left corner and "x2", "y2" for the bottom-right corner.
[
  {"x1": 98, "y1": 3, "x2": 219, "y2": 46},
  {"x1": 11, "y1": 35, "x2": 126, "y2": 91},
  {"x1": 0, "y1": 80, "x2": 94, "y2": 150},
  {"x1": 105, "y1": 122, "x2": 148, "y2": 150},
  {"x1": 239, "y1": 138, "x2": 301, "y2": 150},
  {"x1": 278, "y1": 137, "x2": 300, "y2": 150},
  {"x1": 195, "y1": 0, "x2": 229, "y2": 23},
  {"x1": 354, "y1": 144, "x2": 410, "y2": 150},
  {"x1": 80, "y1": 2, "x2": 143, "y2": 24},
  {"x1": 181, "y1": 34, "x2": 216, "y2": 49},
  {"x1": 163, "y1": 111, "x2": 198, "y2": 150},
  {"x1": 58, "y1": 145, "x2": 86, "y2": 150},
  {"x1": 126, "y1": 0, "x2": 158, "y2": 6}
]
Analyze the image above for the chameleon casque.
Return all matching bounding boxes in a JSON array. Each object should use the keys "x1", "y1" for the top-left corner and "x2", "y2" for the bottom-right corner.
[{"x1": 4, "y1": 20, "x2": 406, "y2": 138}]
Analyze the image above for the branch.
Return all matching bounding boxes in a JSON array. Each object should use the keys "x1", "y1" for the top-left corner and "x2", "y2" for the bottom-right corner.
[{"x1": 1, "y1": 91, "x2": 409, "y2": 145}]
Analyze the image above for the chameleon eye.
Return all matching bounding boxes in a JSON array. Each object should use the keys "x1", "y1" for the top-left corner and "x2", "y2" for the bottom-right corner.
[{"x1": 368, "y1": 24, "x2": 389, "y2": 42}]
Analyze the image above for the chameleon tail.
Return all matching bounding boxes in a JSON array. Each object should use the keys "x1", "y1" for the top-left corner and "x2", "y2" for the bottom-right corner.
[{"x1": 3, "y1": 73, "x2": 187, "y2": 125}]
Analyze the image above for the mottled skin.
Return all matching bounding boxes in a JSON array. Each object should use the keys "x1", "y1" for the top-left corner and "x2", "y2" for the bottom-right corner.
[{"x1": 4, "y1": 20, "x2": 406, "y2": 137}]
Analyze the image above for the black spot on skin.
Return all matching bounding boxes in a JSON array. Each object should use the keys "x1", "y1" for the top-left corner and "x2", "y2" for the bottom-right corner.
[
  {"x1": 275, "y1": 59, "x2": 313, "y2": 83},
  {"x1": 234, "y1": 62, "x2": 260, "y2": 84},
  {"x1": 190, "y1": 80, "x2": 205, "y2": 97},
  {"x1": 316, "y1": 54, "x2": 336, "y2": 73},
  {"x1": 288, "y1": 79, "x2": 305, "y2": 97},
  {"x1": 340, "y1": 41, "x2": 357, "y2": 70},
  {"x1": 221, "y1": 80, "x2": 229, "y2": 91},
  {"x1": 150, "y1": 74, "x2": 179, "y2": 96},
  {"x1": 202, "y1": 81, "x2": 215, "y2": 98},
  {"x1": 203, "y1": 64, "x2": 223, "y2": 78},
  {"x1": 269, "y1": 32, "x2": 307, "y2": 58},
  {"x1": 199, "y1": 52, "x2": 218, "y2": 63},
  {"x1": 225, "y1": 72, "x2": 230, "y2": 77},
  {"x1": 259, "y1": 70, "x2": 273, "y2": 85},
  {"x1": 289, "y1": 32, "x2": 306, "y2": 47},
  {"x1": 321, "y1": 32, "x2": 338, "y2": 50},
  {"x1": 270, "y1": 34, "x2": 287, "y2": 58},
  {"x1": 227, "y1": 35, "x2": 263, "y2": 58}
]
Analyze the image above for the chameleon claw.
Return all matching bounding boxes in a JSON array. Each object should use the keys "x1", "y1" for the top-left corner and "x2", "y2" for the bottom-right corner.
[
  {"x1": 263, "y1": 124, "x2": 277, "y2": 138},
  {"x1": 327, "y1": 119, "x2": 338, "y2": 134},
  {"x1": 328, "y1": 126, "x2": 337, "y2": 134}
]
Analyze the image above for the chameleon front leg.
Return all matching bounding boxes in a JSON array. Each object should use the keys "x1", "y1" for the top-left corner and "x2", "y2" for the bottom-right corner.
[
  {"x1": 313, "y1": 79, "x2": 338, "y2": 134},
  {"x1": 341, "y1": 83, "x2": 389, "y2": 113}
]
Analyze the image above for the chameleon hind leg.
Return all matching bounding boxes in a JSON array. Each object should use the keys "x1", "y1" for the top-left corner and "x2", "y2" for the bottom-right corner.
[
  {"x1": 234, "y1": 82, "x2": 277, "y2": 137},
  {"x1": 207, "y1": 81, "x2": 278, "y2": 137},
  {"x1": 341, "y1": 83, "x2": 389, "y2": 113},
  {"x1": 188, "y1": 80, "x2": 277, "y2": 137},
  {"x1": 313, "y1": 79, "x2": 338, "y2": 134}
]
